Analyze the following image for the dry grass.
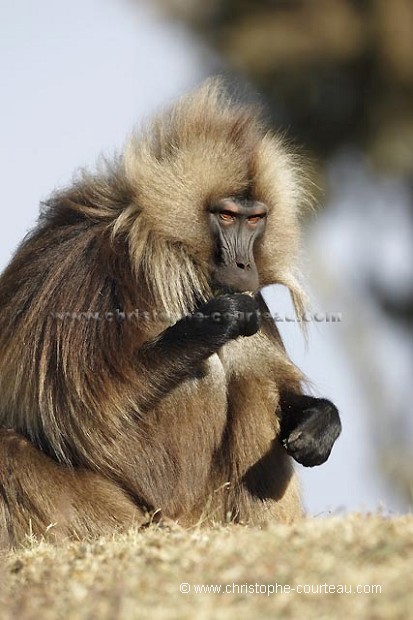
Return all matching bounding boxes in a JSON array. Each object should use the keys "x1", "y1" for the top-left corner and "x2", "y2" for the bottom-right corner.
[{"x1": 1, "y1": 514, "x2": 412, "y2": 619}]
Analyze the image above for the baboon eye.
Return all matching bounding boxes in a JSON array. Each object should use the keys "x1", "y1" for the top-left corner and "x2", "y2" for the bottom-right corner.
[
  {"x1": 247, "y1": 214, "x2": 265, "y2": 224},
  {"x1": 219, "y1": 211, "x2": 236, "y2": 222}
]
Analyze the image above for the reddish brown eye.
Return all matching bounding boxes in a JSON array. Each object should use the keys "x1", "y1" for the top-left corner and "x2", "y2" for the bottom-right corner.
[
  {"x1": 219, "y1": 212, "x2": 236, "y2": 222},
  {"x1": 248, "y1": 215, "x2": 262, "y2": 224}
]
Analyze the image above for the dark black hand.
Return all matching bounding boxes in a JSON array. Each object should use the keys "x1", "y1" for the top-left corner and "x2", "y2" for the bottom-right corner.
[
  {"x1": 191, "y1": 293, "x2": 261, "y2": 340},
  {"x1": 279, "y1": 394, "x2": 341, "y2": 467}
]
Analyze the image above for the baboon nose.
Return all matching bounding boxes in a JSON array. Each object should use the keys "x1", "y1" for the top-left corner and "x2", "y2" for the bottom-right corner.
[{"x1": 236, "y1": 262, "x2": 250, "y2": 270}]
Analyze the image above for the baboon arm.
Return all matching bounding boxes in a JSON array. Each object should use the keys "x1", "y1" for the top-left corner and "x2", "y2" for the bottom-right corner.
[
  {"x1": 136, "y1": 294, "x2": 260, "y2": 410},
  {"x1": 256, "y1": 293, "x2": 341, "y2": 466}
]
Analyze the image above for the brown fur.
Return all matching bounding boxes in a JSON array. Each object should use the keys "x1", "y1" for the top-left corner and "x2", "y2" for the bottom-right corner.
[{"x1": 0, "y1": 78, "x2": 311, "y2": 548}]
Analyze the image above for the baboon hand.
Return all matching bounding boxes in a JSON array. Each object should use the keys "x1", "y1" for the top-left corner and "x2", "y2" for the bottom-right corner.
[
  {"x1": 196, "y1": 294, "x2": 261, "y2": 340},
  {"x1": 139, "y1": 294, "x2": 261, "y2": 405},
  {"x1": 279, "y1": 397, "x2": 341, "y2": 467}
]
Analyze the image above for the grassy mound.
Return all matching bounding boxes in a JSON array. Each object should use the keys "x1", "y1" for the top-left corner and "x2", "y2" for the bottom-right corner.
[{"x1": 1, "y1": 514, "x2": 412, "y2": 619}]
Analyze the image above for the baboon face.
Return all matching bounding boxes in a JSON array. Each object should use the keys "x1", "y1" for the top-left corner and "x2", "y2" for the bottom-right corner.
[{"x1": 208, "y1": 197, "x2": 268, "y2": 293}]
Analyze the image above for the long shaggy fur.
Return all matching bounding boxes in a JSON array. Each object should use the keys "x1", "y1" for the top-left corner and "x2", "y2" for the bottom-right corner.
[{"x1": 0, "y1": 78, "x2": 311, "y2": 546}]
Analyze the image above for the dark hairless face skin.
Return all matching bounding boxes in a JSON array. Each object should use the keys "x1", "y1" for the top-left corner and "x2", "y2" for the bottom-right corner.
[{"x1": 209, "y1": 198, "x2": 267, "y2": 294}]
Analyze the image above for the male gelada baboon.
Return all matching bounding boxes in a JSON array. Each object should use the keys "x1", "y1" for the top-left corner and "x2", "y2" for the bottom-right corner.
[{"x1": 0, "y1": 79, "x2": 341, "y2": 547}]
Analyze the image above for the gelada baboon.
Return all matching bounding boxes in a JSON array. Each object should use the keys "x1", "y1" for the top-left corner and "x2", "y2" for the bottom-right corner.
[{"x1": 0, "y1": 79, "x2": 341, "y2": 548}]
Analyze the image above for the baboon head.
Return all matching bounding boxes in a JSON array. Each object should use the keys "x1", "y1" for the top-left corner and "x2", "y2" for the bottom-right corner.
[{"x1": 119, "y1": 79, "x2": 311, "y2": 318}]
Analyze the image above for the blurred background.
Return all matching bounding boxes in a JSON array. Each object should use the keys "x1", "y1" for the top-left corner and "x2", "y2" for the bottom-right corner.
[{"x1": 1, "y1": 0, "x2": 412, "y2": 515}]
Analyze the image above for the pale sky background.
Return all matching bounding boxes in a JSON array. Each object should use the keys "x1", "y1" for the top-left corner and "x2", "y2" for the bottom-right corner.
[{"x1": 1, "y1": 0, "x2": 408, "y2": 515}]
